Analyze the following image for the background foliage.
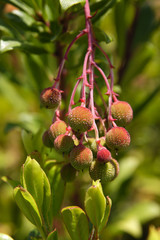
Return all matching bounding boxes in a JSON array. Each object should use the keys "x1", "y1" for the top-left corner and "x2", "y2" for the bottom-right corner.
[{"x1": 0, "y1": 0, "x2": 160, "y2": 239}]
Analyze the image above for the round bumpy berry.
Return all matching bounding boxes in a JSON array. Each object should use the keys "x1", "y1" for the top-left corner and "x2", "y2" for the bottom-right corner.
[
  {"x1": 42, "y1": 130, "x2": 53, "y2": 148},
  {"x1": 61, "y1": 163, "x2": 77, "y2": 182},
  {"x1": 97, "y1": 147, "x2": 111, "y2": 163},
  {"x1": 106, "y1": 127, "x2": 130, "y2": 150},
  {"x1": 70, "y1": 144, "x2": 93, "y2": 170},
  {"x1": 54, "y1": 134, "x2": 74, "y2": 153},
  {"x1": 111, "y1": 101, "x2": 133, "y2": 126},
  {"x1": 68, "y1": 106, "x2": 93, "y2": 133},
  {"x1": 84, "y1": 137, "x2": 105, "y2": 157},
  {"x1": 49, "y1": 120, "x2": 67, "y2": 142},
  {"x1": 89, "y1": 159, "x2": 119, "y2": 183},
  {"x1": 40, "y1": 87, "x2": 61, "y2": 109}
]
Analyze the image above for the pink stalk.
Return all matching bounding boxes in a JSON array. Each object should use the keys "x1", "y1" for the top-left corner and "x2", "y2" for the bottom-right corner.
[
  {"x1": 68, "y1": 78, "x2": 82, "y2": 113},
  {"x1": 53, "y1": 30, "x2": 86, "y2": 88},
  {"x1": 81, "y1": 50, "x2": 90, "y2": 107},
  {"x1": 85, "y1": 0, "x2": 99, "y2": 140}
]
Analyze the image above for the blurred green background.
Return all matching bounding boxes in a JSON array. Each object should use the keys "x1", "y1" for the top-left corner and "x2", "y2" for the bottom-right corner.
[{"x1": 0, "y1": 0, "x2": 160, "y2": 239}]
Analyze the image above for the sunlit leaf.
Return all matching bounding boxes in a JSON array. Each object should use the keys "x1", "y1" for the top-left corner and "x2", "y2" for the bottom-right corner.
[{"x1": 60, "y1": 0, "x2": 85, "y2": 11}]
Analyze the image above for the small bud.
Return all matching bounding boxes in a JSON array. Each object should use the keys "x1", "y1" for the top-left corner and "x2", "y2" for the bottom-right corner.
[
  {"x1": 70, "y1": 144, "x2": 93, "y2": 170},
  {"x1": 54, "y1": 134, "x2": 74, "y2": 153},
  {"x1": 29, "y1": 150, "x2": 42, "y2": 162},
  {"x1": 68, "y1": 106, "x2": 93, "y2": 133},
  {"x1": 40, "y1": 87, "x2": 61, "y2": 109},
  {"x1": 106, "y1": 127, "x2": 130, "y2": 150}
]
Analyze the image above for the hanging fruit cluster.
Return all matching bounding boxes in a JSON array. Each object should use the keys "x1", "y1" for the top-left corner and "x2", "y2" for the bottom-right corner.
[{"x1": 40, "y1": 0, "x2": 133, "y2": 184}]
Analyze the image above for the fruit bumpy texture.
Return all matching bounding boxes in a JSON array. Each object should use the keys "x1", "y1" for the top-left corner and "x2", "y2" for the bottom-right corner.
[
  {"x1": 40, "y1": 0, "x2": 133, "y2": 185},
  {"x1": 68, "y1": 106, "x2": 93, "y2": 133},
  {"x1": 70, "y1": 144, "x2": 93, "y2": 170},
  {"x1": 111, "y1": 101, "x2": 133, "y2": 126},
  {"x1": 106, "y1": 127, "x2": 131, "y2": 150},
  {"x1": 49, "y1": 120, "x2": 67, "y2": 142},
  {"x1": 40, "y1": 87, "x2": 61, "y2": 109},
  {"x1": 54, "y1": 134, "x2": 74, "y2": 153},
  {"x1": 89, "y1": 159, "x2": 119, "y2": 183}
]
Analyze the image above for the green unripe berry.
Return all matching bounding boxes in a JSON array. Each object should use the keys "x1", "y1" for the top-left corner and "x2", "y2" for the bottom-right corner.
[
  {"x1": 40, "y1": 87, "x2": 61, "y2": 109},
  {"x1": 106, "y1": 127, "x2": 130, "y2": 150},
  {"x1": 89, "y1": 159, "x2": 119, "y2": 183},
  {"x1": 68, "y1": 106, "x2": 93, "y2": 133},
  {"x1": 111, "y1": 101, "x2": 133, "y2": 126},
  {"x1": 49, "y1": 120, "x2": 67, "y2": 142},
  {"x1": 54, "y1": 134, "x2": 74, "y2": 153},
  {"x1": 70, "y1": 144, "x2": 93, "y2": 170},
  {"x1": 61, "y1": 163, "x2": 77, "y2": 182},
  {"x1": 42, "y1": 130, "x2": 53, "y2": 148}
]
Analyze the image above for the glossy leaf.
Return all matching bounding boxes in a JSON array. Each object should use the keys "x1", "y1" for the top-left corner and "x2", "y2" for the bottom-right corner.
[
  {"x1": 84, "y1": 180, "x2": 106, "y2": 230},
  {"x1": 13, "y1": 186, "x2": 42, "y2": 228},
  {"x1": 61, "y1": 206, "x2": 89, "y2": 240},
  {"x1": 99, "y1": 196, "x2": 112, "y2": 233},
  {"x1": 21, "y1": 157, "x2": 51, "y2": 216},
  {"x1": 47, "y1": 165, "x2": 65, "y2": 218},
  {"x1": 1, "y1": 176, "x2": 20, "y2": 188},
  {"x1": 60, "y1": 0, "x2": 85, "y2": 11},
  {"x1": 0, "y1": 233, "x2": 14, "y2": 240},
  {"x1": 93, "y1": 27, "x2": 112, "y2": 44},
  {"x1": 0, "y1": 40, "x2": 21, "y2": 53},
  {"x1": 47, "y1": 229, "x2": 58, "y2": 240}
]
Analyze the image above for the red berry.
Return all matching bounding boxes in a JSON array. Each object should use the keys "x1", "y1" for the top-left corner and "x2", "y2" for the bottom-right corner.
[
  {"x1": 106, "y1": 127, "x2": 130, "y2": 150},
  {"x1": 97, "y1": 147, "x2": 111, "y2": 163},
  {"x1": 111, "y1": 101, "x2": 133, "y2": 126},
  {"x1": 70, "y1": 144, "x2": 93, "y2": 170},
  {"x1": 68, "y1": 106, "x2": 93, "y2": 133},
  {"x1": 40, "y1": 87, "x2": 61, "y2": 109}
]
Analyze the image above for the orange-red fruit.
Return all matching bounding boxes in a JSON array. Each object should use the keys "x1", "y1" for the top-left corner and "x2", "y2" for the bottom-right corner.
[
  {"x1": 42, "y1": 130, "x2": 53, "y2": 148},
  {"x1": 68, "y1": 106, "x2": 93, "y2": 133},
  {"x1": 106, "y1": 127, "x2": 130, "y2": 150},
  {"x1": 54, "y1": 134, "x2": 74, "y2": 153},
  {"x1": 49, "y1": 120, "x2": 67, "y2": 142},
  {"x1": 97, "y1": 147, "x2": 111, "y2": 163},
  {"x1": 40, "y1": 87, "x2": 61, "y2": 109},
  {"x1": 70, "y1": 144, "x2": 93, "y2": 170},
  {"x1": 111, "y1": 101, "x2": 133, "y2": 126}
]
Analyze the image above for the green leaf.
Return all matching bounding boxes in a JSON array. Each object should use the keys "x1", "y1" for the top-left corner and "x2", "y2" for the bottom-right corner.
[
  {"x1": 44, "y1": 0, "x2": 60, "y2": 21},
  {"x1": 84, "y1": 180, "x2": 106, "y2": 230},
  {"x1": 13, "y1": 186, "x2": 42, "y2": 229},
  {"x1": 47, "y1": 229, "x2": 58, "y2": 240},
  {"x1": 147, "y1": 226, "x2": 160, "y2": 240},
  {"x1": 47, "y1": 165, "x2": 65, "y2": 218},
  {"x1": 1, "y1": 0, "x2": 34, "y2": 14},
  {"x1": 1, "y1": 176, "x2": 20, "y2": 188},
  {"x1": 0, "y1": 39, "x2": 21, "y2": 53},
  {"x1": 0, "y1": 233, "x2": 14, "y2": 240},
  {"x1": 93, "y1": 27, "x2": 112, "y2": 44},
  {"x1": 61, "y1": 206, "x2": 89, "y2": 240},
  {"x1": 21, "y1": 157, "x2": 51, "y2": 216},
  {"x1": 98, "y1": 196, "x2": 112, "y2": 233},
  {"x1": 60, "y1": 0, "x2": 85, "y2": 11}
]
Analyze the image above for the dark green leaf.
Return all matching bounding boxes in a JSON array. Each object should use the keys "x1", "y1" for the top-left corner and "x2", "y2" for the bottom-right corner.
[
  {"x1": 47, "y1": 229, "x2": 58, "y2": 240},
  {"x1": 93, "y1": 27, "x2": 112, "y2": 44},
  {"x1": 61, "y1": 206, "x2": 89, "y2": 240}
]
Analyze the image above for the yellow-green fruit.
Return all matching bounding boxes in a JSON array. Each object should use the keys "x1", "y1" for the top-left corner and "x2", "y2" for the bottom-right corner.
[
  {"x1": 54, "y1": 134, "x2": 74, "y2": 153},
  {"x1": 68, "y1": 106, "x2": 93, "y2": 133},
  {"x1": 61, "y1": 163, "x2": 77, "y2": 182},
  {"x1": 42, "y1": 130, "x2": 53, "y2": 148},
  {"x1": 70, "y1": 144, "x2": 93, "y2": 170},
  {"x1": 40, "y1": 87, "x2": 61, "y2": 109},
  {"x1": 111, "y1": 101, "x2": 133, "y2": 126},
  {"x1": 49, "y1": 120, "x2": 67, "y2": 142},
  {"x1": 106, "y1": 127, "x2": 130, "y2": 150},
  {"x1": 89, "y1": 159, "x2": 119, "y2": 183}
]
